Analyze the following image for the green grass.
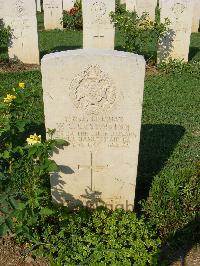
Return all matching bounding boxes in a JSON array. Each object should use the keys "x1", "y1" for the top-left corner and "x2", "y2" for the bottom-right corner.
[
  {"x1": 136, "y1": 72, "x2": 200, "y2": 202},
  {"x1": 0, "y1": 69, "x2": 199, "y2": 205},
  {"x1": 0, "y1": 13, "x2": 200, "y2": 205},
  {"x1": 0, "y1": 13, "x2": 199, "y2": 265}
]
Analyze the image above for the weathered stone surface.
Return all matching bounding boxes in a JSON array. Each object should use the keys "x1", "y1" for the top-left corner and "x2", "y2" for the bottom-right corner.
[
  {"x1": 43, "y1": 0, "x2": 63, "y2": 30},
  {"x1": 192, "y1": 0, "x2": 200, "y2": 32},
  {"x1": 82, "y1": 0, "x2": 115, "y2": 49},
  {"x1": 42, "y1": 49, "x2": 146, "y2": 210},
  {"x1": 158, "y1": 0, "x2": 193, "y2": 62},
  {"x1": 135, "y1": 0, "x2": 157, "y2": 20},
  {"x1": 36, "y1": 0, "x2": 41, "y2": 12},
  {"x1": 126, "y1": 0, "x2": 136, "y2": 12},
  {"x1": 63, "y1": 0, "x2": 74, "y2": 11},
  {"x1": 1, "y1": 0, "x2": 39, "y2": 64},
  {"x1": 0, "y1": 0, "x2": 5, "y2": 20}
]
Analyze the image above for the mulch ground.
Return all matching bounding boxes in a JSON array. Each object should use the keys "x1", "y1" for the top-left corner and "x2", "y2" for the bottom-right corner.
[
  {"x1": 0, "y1": 237, "x2": 199, "y2": 266},
  {"x1": 0, "y1": 62, "x2": 40, "y2": 73},
  {"x1": 0, "y1": 62, "x2": 158, "y2": 75},
  {"x1": 0, "y1": 237, "x2": 48, "y2": 266}
]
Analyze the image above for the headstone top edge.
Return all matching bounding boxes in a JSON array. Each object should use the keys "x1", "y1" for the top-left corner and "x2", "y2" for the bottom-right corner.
[{"x1": 41, "y1": 49, "x2": 145, "y2": 64}]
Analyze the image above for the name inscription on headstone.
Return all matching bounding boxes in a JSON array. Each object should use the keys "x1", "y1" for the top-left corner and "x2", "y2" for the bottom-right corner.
[{"x1": 55, "y1": 115, "x2": 135, "y2": 148}]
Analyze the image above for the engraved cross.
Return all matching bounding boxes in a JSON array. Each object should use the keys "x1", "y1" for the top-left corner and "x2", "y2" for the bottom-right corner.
[
  {"x1": 78, "y1": 152, "x2": 108, "y2": 191},
  {"x1": 93, "y1": 35, "x2": 104, "y2": 38}
]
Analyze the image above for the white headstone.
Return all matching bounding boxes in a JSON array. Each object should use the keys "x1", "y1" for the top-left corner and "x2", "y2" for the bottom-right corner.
[
  {"x1": 36, "y1": 0, "x2": 41, "y2": 12},
  {"x1": 1, "y1": 0, "x2": 39, "y2": 64},
  {"x1": 43, "y1": 0, "x2": 63, "y2": 30},
  {"x1": 63, "y1": 0, "x2": 74, "y2": 11},
  {"x1": 158, "y1": 0, "x2": 193, "y2": 63},
  {"x1": 192, "y1": 0, "x2": 200, "y2": 32},
  {"x1": 0, "y1": 0, "x2": 5, "y2": 20},
  {"x1": 135, "y1": 0, "x2": 157, "y2": 20},
  {"x1": 126, "y1": 0, "x2": 136, "y2": 12},
  {"x1": 42, "y1": 49, "x2": 146, "y2": 210},
  {"x1": 82, "y1": 0, "x2": 115, "y2": 49},
  {"x1": 120, "y1": 0, "x2": 126, "y2": 4}
]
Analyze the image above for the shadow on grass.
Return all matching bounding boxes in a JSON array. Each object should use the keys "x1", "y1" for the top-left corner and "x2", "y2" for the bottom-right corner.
[
  {"x1": 188, "y1": 46, "x2": 200, "y2": 61},
  {"x1": 40, "y1": 45, "x2": 82, "y2": 58},
  {"x1": 160, "y1": 216, "x2": 200, "y2": 265},
  {"x1": 135, "y1": 124, "x2": 185, "y2": 206}
]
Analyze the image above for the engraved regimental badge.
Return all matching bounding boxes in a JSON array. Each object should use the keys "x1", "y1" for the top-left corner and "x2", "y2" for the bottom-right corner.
[
  {"x1": 91, "y1": 1, "x2": 107, "y2": 24},
  {"x1": 16, "y1": 0, "x2": 25, "y2": 17},
  {"x1": 69, "y1": 65, "x2": 116, "y2": 115},
  {"x1": 171, "y1": 3, "x2": 186, "y2": 19}
]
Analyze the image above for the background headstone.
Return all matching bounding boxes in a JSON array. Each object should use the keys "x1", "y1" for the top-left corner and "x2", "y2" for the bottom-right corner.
[
  {"x1": 42, "y1": 49, "x2": 146, "y2": 210},
  {"x1": 36, "y1": 0, "x2": 42, "y2": 12},
  {"x1": 63, "y1": 0, "x2": 74, "y2": 11},
  {"x1": 1, "y1": 0, "x2": 39, "y2": 64},
  {"x1": 158, "y1": 0, "x2": 193, "y2": 63},
  {"x1": 126, "y1": 0, "x2": 136, "y2": 12},
  {"x1": 192, "y1": 0, "x2": 200, "y2": 32},
  {"x1": 0, "y1": 0, "x2": 5, "y2": 20},
  {"x1": 82, "y1": 0, "x2": 115, "y2": 49},
  {"x1": 43, "y1": 0, "x2": 63, "y2": 30},
  {"x1": 135, "y1": 0, "x2": 157, "y2": 20}
]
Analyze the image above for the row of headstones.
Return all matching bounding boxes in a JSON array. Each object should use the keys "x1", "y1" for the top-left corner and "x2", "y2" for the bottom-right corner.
[
  {"x1": 36, "y1": 0, "x2": 75, "y2": 12},
  {"x1": 0, "y1": 0, "x2": 199, "y2": 65},
  {"x1": 124, "y1": 0, "x2": 200, "y2": 33},
  {"x1": 42, "y1": 0, "x2": 200, "y2": 32},
  {"x1": 41, "y1": 2, "x2": 199, "y2": 208}
]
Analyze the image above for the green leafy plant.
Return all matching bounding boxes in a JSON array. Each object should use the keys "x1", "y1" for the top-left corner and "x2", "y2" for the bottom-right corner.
[
  {"x1": 158, "y1": 58, "x2": 200, "y2": 77},
  {"x1": 30, "y1": 208, "x2": 161, "y2": 265},
  {"x1": 142, "y1": 163, "x2": 200, "y2": 240},
  {"x1": 0, "y1": 22, "x2": 10, "y2": 47},
  {"x1": 63, "y1": 1, "x2": 82, "y2": 30},
  {"x1": 0, "y1": 82, "x2": 67, "y2": 237},
  {"x1": 111, "y1": 7, "x2": 170, "y2": 62}
]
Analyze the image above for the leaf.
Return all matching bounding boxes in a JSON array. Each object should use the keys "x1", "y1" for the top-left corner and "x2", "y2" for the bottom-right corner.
[
  {"x1": 55, "y1": 139, "x2": 68, "y2": 146},
  {"x1": 28, "y1": 146, "x2": 38, "y2": 157},
  {"x1": 0, "y1": 217, "x2": 5, "y2": 225},
  {"x1": 15, "y1": 121, "x2": 26, "y2": 132},
  {"x1": 2, "y1": 150, "x2": 10, "y2": 159},
  {"x1": 8, "y1": 196, "x2": 18, "y2": 209},
  {"x1": 0, "y1": 223, "x2": 8, "y2": 237},
  {"x1": 17, "y1": 202, "x2": 26, "y2": 211},
  {"x1": 0, "y1": 172, "x2": 7, "y2": 181},
  {"x1": 45, "y1": 160, "x2": 58, "y2": 172},
  {"x1": 40, "y1": 208, "x2": 55, "y2": 217},
  {"x1": 5, "y1": 218, "x2": 14, "y2": 231}
]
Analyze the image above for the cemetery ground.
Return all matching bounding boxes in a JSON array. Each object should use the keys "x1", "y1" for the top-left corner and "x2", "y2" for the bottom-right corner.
[{"x1": 0, "y1": 14, "x2": 200, "y2": 266}]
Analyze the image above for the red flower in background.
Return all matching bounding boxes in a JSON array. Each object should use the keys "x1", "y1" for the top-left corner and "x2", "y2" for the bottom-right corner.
[{"x1": 67, "y1": 7, "x2": 79, "y2": 16}]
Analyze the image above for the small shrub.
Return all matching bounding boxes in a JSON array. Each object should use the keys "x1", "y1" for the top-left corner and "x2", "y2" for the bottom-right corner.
[
  {"x1": 158, "y1": 58, "x2": 200, "y2": 77},
  {"x1": 0, "y1": 81, "x2": 67, "y2": 237},
  {"x1": 0, "y1": 22, "x2": 10, "y2": 48},
  {"x1": 63, "y1": 1, "x2": 82, "y2": 30},
  {"x1": 33, "y1": 208, "x2": 161, "y2": 265},
  {"x1": 111, "y1": 7, "x2": 169, "y2": 62},
  {"x1": 142, "y1": 163, "x2": 200, "y2": 240}
]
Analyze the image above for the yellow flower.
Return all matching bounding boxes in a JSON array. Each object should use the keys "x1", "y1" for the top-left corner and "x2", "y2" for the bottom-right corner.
[
  {"x1": 4, "y1": 94, "x2": 16, "y2": 103},
  {"x1": 19, "y1": 82, "x2": 25, "y2": 89},
  {"x1": 26, "y1": 133, "x2": 41, "y2": 145}
]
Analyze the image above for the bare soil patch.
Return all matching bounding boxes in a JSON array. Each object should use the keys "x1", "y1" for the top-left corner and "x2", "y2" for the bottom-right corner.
[{"x1": 0, "y1": 237, "x2": 49, "y2": 266}]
